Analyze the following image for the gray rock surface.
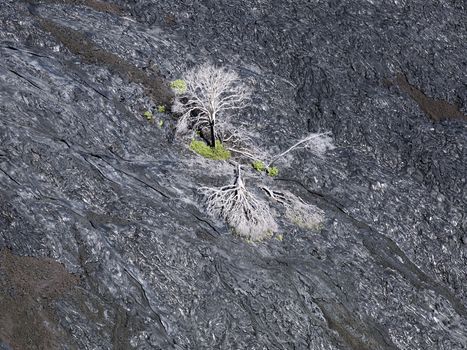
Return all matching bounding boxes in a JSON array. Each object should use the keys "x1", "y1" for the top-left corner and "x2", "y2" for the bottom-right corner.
[{"x1": 0, "y1": 0, "x2": 466, "y2": 349}]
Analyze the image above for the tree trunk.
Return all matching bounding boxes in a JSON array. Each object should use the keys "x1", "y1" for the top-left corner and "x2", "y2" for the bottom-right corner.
[{"x1": 210, "y1": 122, "x2": 216, "y2": 148}]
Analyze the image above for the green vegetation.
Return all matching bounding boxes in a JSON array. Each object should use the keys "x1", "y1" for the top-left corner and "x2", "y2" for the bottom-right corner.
[
  {"x1": 157, "y1": 105, "x2": 166, "y2": 113},
  {"x1": 251, "y1": 161, "x2": 278, "y2": 177},
  {"x1": 252, "y1": 160, "x2": 266, "y2": 172},
  {"x1": 289, "y1": 215, "x2": 324, "y2": 231},
  {"x1": 143, "y1": 111, "x2": 153, "y2": 121},
  {"x1": 174, "y1": 65, "x2": 333, "y2": 241},
  {"x1": 170, "y1": 79, "x2": 187, "y2": 94},
  {"x1": 158, "y1": 120, "x2": 164, "y2": 128},
  {"x1": 244, "y1": 229, "x2": 274, "y2": 243},
  {"x1": 267, "y1": 166, "x2": 279, "y2": 177},
  {"x1": 190, "y1": 139, "x2": 231, "y2": 160}
]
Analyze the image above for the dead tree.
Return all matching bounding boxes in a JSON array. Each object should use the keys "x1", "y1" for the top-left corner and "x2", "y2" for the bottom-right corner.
[
  {"x1": 175, "y1": 64, "x2": 251, "y2": 147},
  {"x1": 200, "y1": 164, "x2": 277, "y2": 239}
]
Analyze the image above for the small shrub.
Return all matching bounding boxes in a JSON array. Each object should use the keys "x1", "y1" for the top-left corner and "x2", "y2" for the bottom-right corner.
[
  {"x1": 158, "y1": 120, "x2": 164, "y2": 128},
  {"x1": 143, "y1": 111, "x2": 153, "y2": 121},
  {"x1": 170, "y1": 79, "x2": 187, "y2": 94},
  {"x1": 190, "y1": 139, "x2": 231, "y2": 160},
  {"x1": 157, "y1": 105, "x2": 166, "y2": 113},
  {"x1": 267, "y1": 166, "x2": 279, "y2": 177},
  {"x1": 252, "y1": 160, "x2": 266, "y2": 172}
]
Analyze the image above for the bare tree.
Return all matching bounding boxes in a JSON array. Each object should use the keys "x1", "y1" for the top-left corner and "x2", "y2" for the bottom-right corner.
[
  {"x1": 174, "y1": 64, "x2": 251, "y2": 147},
  {"x1": 220, "y1": 127, "x2": 269, "y2": 161},
  {"x1": 200, "y1": 164, "x2": 277, "y2": 239},
  {"x1": 173, "y1": 65, "x2": 333, "y2": 240},
  {"x1": 262, "y1": 187, "x2": 324, "y2": 229},
  {"x1": 267, "y1": 132, "x2": 335, "y2": 167}
]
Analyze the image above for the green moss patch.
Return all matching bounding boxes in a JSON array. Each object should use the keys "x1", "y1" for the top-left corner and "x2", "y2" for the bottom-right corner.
[
  {"x1": 170, "y1": 79, "x2": 187, "y2": 94},
  {"x1": 267, "y1": 166, "x2": 279, "y2": 177},
  {"x1": 143, "y1": 111, "x2": 153, "y2": 121},
  {"x1": 190, "y1": 140, "x2": 231, "y2": 160},
  {"x1": 252, "y1": 160, "x2": 266, "y2": 172}
]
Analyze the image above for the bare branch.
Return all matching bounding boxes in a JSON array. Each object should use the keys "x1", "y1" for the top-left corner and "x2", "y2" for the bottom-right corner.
[
  {"x1": 174, "y1": 64, "x2": 252, "y2": 146},
  {"x1": 262, "y1": 187, "x2": 324, "y2": 230},
  {"x1": 200, "y1": 165, "x2": 277, "y2": 240},
  {"x1": 267, "y1": 132, "x2": 335, "y2": 167},
  {"x1": 218, "y1": 126, "x2": 270, "y2": 162}
]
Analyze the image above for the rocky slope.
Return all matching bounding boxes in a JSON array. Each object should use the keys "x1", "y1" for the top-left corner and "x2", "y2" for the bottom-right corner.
[{"x1": 0, "y1": 0, "x2": 466, "y2": 349}]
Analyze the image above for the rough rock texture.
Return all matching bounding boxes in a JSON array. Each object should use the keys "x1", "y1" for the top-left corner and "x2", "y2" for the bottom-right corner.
[
  {"x1": 0, "y1": 0, "x2": 466, "y2": 349},
  {"x1": 0, "y1": 249, "x2": 79, "y2": 349}
]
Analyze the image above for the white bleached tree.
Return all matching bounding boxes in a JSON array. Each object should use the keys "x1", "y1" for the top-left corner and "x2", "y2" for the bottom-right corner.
[
  {"x1": 174, "y1": 64, "x2": 251, "y2": 148},
  {"x1": 267, "y1": 132, "x2": 335, "y2": 167},
  {"x1": 200, "y1": 164, "x2": 277, "y2": 240},
  {"x1": 172, "y1": 64, "x2": 334, "y2": 240}
]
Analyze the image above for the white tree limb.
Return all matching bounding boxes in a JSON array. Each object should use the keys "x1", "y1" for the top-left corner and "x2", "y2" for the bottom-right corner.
[
  {"x1": 200, "y1": 164, "x2": 277, "y2": 239},
  {"x1": 267, "y1": 132, "x2": 335, "y2": 167},
  {"x1": 262, "y1": 186, "x2": 324, "y2": 230}
]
